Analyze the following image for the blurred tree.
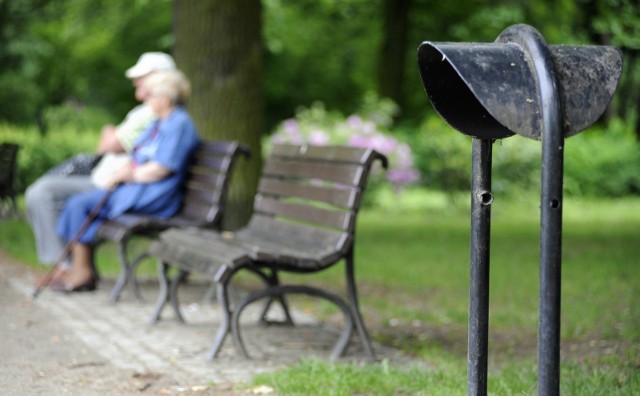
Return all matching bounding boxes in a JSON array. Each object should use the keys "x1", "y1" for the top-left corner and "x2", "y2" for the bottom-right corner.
[
  {"x1": 0, "y1": 0, "x2": 50, "y2": 128},
  {"x1": 586, "y1": 0, "x2": 640, "y2": 139},
  {"x1": 405, "y1": 0, "x2": 530, "y2": 121},
  {"x1": 406, "y1": 0, "x2": 640, "y2": 135},
  {"x1": 1, "y1": 0, "x2": 639, "y2": 141},
  {"x1": 35, "y1": 0, "x2": 173, "y2": 125},
  {"x1": 0, "y1": 0, "x2": 171, "y2": 133},
  {"x1": 378, "y1": 0, "x2": 411, "y2": 113},
  {"x1": 263, "y1": 0, "x2": 382, "y2": 129},
  {"x1": 173, "y1": 0, "x2": 263, "y2": 229}
]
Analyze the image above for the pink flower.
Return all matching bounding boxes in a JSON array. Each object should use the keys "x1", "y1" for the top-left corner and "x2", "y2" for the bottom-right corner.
[
  {"x1": 272, "y1": 103, "x2": 421, "y2": 190},
  {"x1": 346, "y1": 115, "x2": 363, "y2": 129},
  {"x1": 387, "y1": 168, "x2": 421, "y2": 185},
  {"x1": 395, "y1": 143, "x2": 414, "y2": 168},
  {"x1": 347, "y1": 134, "x2": 373, "y2": 148},
  {"x1": 370, "y1": 134, "x2": 397, "y2": 154},
  {"x1": 309, "y1": 130, "x2": 330, "y2": 145},
  {"x1": 283, "y1": 119, "x2": 299, "y2": 134},
  {"x1": 274, "y1": 119, "x2": 304, "y2": 144}
]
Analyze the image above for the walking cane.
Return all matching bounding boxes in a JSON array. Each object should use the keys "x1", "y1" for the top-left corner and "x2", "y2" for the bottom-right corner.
[{"x1": 32, "y1": 187, "x2": 116, "y2": 298}]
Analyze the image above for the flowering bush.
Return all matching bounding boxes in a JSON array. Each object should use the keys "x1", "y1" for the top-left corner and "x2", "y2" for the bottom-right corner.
[{"x1": 269, "y1": 95, "x2": 420, "y2": 191}]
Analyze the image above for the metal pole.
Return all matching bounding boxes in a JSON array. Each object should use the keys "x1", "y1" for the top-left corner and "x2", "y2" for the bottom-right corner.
[
  {"x1": 538, "y1": 100, "x2": 564, "y2": 396},
  {"x1": 468, "y1": 137, "x2": 494, "y2": 396},
  {"x1": 522, "y1": 31, "x2": 564, "y2": 396}
]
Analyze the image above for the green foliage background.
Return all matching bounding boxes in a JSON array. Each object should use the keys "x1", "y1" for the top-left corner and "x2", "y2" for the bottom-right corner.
[
  {"x1": 2, "y1": 0, "x2": 639, "y2": 129},
  {"x1": 408, "y1": 117, "x2": 640, "y2": 197},
  {"x1": 1, "y1": 0, "x2": 639, "y2": 198},
  {"x1": 0, "y1": 0, "x2": 172, "y2": 127},
  {"x1": 0, "y1": 3, "x2": 638, "y2": 393},
  {"x1": 3, "y1": 112, "x2": 639, "y2": 199}
]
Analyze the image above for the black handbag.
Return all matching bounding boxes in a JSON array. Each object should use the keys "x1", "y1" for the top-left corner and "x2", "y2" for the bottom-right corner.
[{"x1": 45, "y1": 153, "x2": 103, "y2": 177}]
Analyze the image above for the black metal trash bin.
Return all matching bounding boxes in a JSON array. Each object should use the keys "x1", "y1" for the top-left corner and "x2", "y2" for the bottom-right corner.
[{"x1": 417, "y1": 24, "x2": 622, "y2": 396}]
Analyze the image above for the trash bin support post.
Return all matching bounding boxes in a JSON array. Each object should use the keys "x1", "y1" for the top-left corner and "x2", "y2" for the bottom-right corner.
[{"x1": 468, "y1": 137, "x2": 494, "y2": 396}]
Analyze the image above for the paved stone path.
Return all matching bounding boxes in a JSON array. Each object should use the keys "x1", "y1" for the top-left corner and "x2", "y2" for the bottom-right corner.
[{"x1": 1, "y1": 256, "x2": 410, "y2": 395}]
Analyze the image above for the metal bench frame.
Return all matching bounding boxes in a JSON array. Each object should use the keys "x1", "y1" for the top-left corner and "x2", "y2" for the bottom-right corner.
[
  {"x1": 148, "y1": 144, "x2": 387, "y2": 360},
  {"x1": 96, "y1": 140, "x2": 249, "y2": 303}
]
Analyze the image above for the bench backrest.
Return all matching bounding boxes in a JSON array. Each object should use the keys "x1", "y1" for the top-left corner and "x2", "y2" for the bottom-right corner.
[
  {"x1": 0, "y1": 143, "x2": 19, "y2": 197},
  {"x1": 247, "y1": 144, "x2": 387, "y2": 257},
  {"x1": 176, "y1": 140, "x2": 250, "y2": 227}
]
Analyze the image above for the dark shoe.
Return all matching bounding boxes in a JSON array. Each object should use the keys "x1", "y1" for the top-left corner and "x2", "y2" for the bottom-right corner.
[{"x1": 49, "y1": 278, "x2": 97, "y2": 293}]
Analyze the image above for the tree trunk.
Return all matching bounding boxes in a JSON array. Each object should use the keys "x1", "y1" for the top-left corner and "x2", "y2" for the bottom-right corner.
[
  {"x1": 378, "y1": 0, "x2": 411, "y2": 110},
  {"x1": 173, "y1": 0, "x2": 263, "y2": 229}
]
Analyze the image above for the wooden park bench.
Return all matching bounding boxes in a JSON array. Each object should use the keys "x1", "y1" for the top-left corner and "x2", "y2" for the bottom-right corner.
[
  {"x1": 147, "y1": 143, "x2": 387, "y2": 360},
  {"x1": 96, "y1": 140, "x2": 250, "y2": 303},
  {"x1": 0, "y1": 142, "x2": 20, "y2": 218}
]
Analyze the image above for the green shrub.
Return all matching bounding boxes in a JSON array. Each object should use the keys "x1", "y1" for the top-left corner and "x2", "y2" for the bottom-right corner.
[
  {"x1": 564, "y1": 119, "x2": 640, "y2": 197},
  {"x1": 409, "y1": 115, "x2": 640, "y2": 197},
  {"x1": 408, "y1": 116, "x2": 472, "y2": 192},
  {"x1": 42, "y1": 102, "x2": 111, "y2": 134},
  {"x1": 4, "y1": 107, "x2": 640, "y2": 199},
  {"x1": 492, "y1": 137, "x2": 541, "y2": 194},
  {"x1": 0, "y1": 116, "x2": 100, "y2": 191}
]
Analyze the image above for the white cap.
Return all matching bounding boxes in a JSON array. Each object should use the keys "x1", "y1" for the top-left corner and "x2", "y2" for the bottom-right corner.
[{"x1": 125, "y1": 52, "x2": 176, "y2": 79}]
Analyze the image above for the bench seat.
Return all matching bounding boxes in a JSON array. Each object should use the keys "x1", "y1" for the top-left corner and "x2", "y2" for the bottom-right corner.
[
  {"x1": 148, "y1": 143, "x2": 387, "y2": 360},
  {"x1": 96, "y1": 140, "x2": 249, "y2": 303}
]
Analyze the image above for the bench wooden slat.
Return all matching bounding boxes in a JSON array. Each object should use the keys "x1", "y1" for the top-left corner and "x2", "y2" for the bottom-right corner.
[
  {"x1": 149, "y1": 238, "x2": 248, "y2": 278},
  {"x1": 263, "y1": 159, "x2": 365, "y2": 186},
  {"x1": 158, "y1": 224, "x2": 349, "y2": 271},
  {"x1": 258, "y1": 178, "x2": 359, "y2": 209},
  {"x1": 197, "y1": 140, "x2": 246, "y2": 157},
  {"x1": 270, "y1": 144, "x2": 380, "y2": 166},
  {"x1": 245, "y1": 215, "x2": 347, "y2": 247},
  {"x1": 191, "y1": 155, "x2": 231, "y2": 170},
  {"x1": 181, "y1": 188, "x2": 219, "y2": 205},
  {"x1": 254, "y1": 195, "x2": 354, "y2": 231},
  {"x1": 186, "y1": 172, "x2": 225, "y2": 188},
  {"x1": 178, "y1": 202, "x2": 220, "y2": 224}
]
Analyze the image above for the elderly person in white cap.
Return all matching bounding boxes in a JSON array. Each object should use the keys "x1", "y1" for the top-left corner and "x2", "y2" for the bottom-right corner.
[
  {"x1": 52, "y1": 70, "x2": 200, "y2": 292},
  {"x1": 27, "y1": 52, "x2": 176, "y2": 285},
  {"x1": 96, "y1": 52, "x2": 176, "y2": 154}
]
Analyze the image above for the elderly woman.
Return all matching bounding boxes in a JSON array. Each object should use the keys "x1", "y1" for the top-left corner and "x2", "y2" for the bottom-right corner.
[{"x1": 50, "y1": 69, "x2": 200, "y2": 292}]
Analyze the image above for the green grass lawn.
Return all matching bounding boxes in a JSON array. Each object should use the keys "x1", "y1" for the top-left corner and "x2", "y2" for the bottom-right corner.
[{"x1": 2, "y1": 189, "x2": 639, "y2": 395}]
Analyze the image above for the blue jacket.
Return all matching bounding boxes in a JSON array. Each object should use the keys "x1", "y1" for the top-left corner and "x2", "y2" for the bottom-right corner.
[{"x1": 108, "y1": 106, "x2": 200, "y2": 219}]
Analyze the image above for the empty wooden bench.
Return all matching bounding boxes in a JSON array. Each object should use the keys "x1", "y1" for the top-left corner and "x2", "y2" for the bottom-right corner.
[
  {"x1": 96, "y1": 140, "x2": 249, "y2": 303},
  {"x1": 148, "y1": 143, "x2": 387, "y2": 360}
]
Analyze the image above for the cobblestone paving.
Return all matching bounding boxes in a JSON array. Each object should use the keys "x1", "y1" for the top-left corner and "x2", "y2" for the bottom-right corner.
[{"x1": 2, "y1": 257, "x2": 410, "y2": 395}]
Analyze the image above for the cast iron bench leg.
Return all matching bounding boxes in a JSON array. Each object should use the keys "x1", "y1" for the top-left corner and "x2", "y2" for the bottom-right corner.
[
  {"x1": 149, "y1": 261, "x2": 186, "y2": 324},
  {"x1": 109, "y1": 242, "x2": 130, "y2": 303},
  {"x1": 168, "y1": 269, "x2": 189, "y2": 323},
  {"x1": 230, "y1": 285, "x2": 354, "y2": 360},
  {"x1": 206, "y1": 278, "x2": 234, "y2": 360},
  {"x1": 255, "y1": 269, "x2": 294, "y2": 325},
  {"x1": 345, "y1": 254, "x2": 375, "y2": 358},
  {"x1": 110, "y1": 242, "x2": 150, "y2": 303},
  {"x1": 149, "y1": 260, "x2": 169, "y2": 324}
]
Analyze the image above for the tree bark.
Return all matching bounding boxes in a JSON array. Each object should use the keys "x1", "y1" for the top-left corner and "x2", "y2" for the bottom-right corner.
[
  {"x1": 173, "y1": 0, "x2": 263, "y2": 229},
  {"x1": 378, "y1": 0, "x2": 411, "y2": 109}
]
